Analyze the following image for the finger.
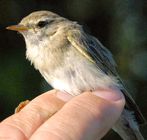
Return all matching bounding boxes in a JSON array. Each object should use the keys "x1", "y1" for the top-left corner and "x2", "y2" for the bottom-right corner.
[
  {"x1": 30, "y1": 90, "x2": 125, "y2": 140},
  {"x1": 0, "y1": 90, "x2": 71, "y2": 139}
]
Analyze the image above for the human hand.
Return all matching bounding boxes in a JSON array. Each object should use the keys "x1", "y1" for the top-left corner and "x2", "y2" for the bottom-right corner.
[{"x1": 0, "y1": 89, "x2": 125, "y2": 140}]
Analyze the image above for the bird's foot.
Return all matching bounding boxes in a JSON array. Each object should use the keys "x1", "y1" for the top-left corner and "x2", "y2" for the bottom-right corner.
[{"x1": 15, "y1": 100, "x2": 30, "y2": 113}]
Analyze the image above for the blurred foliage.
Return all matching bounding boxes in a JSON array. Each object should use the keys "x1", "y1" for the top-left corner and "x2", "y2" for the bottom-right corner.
[{"x1": 0, "y1": 0, "x2": 147, "y2": 139}]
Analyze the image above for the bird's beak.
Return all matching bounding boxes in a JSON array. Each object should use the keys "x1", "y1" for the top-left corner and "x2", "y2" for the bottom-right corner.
[{"x1": 6, "y1": 25, "x2": 29, "y2": 32}]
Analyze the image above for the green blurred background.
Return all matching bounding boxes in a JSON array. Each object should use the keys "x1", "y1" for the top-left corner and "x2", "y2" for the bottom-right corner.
[{"x1": 0, "y1": 0, "x2": 147, "y2": 139}]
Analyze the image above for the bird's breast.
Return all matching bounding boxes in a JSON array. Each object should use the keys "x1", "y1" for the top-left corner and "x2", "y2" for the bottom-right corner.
[{"x1": 40, "y1": 48, "x2": 119, "y2": 96}]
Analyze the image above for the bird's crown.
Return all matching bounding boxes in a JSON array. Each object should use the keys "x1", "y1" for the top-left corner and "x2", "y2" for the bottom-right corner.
[{"x1": 20, "y1": 10, "x2": 60, "y2": 27}]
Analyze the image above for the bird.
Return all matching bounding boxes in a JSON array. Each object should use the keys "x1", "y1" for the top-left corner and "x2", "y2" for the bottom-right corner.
[{"x1": 6, "y1": 10, "x2": 146, "y2": 140}]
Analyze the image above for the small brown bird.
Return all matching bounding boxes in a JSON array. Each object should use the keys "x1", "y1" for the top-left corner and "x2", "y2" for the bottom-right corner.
[{"x1": 7, "y1": 11, "x2": 146, "y2": 140}]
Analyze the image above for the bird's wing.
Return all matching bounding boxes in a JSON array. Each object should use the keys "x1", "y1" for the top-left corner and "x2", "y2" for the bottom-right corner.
[
  {"x1": 67, "y1": 29, "x2": 146, "y2": 125},
  {"x1": 67, "y1": 29, "x2": 117, "y2": 76}
]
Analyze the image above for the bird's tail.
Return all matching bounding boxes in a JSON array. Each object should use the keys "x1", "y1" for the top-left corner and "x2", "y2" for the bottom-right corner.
[{"x1": 112, "y1": 109, "x2": 144, "y2": 140}]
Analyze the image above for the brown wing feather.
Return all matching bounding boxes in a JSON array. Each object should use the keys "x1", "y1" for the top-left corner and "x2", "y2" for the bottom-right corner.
[{"x1": 67, "y1": 28, "x2": 146, "y2": 125}]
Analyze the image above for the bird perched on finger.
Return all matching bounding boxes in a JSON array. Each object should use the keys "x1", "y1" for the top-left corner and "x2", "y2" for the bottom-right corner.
[{"x1": 7, "y1": 10, "x2": 146, "y2": 140}]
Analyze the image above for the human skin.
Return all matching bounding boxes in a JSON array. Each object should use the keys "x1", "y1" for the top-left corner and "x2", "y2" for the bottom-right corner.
[{"x1": 0, "y1": 89, "x2": 125, "y2": 140}]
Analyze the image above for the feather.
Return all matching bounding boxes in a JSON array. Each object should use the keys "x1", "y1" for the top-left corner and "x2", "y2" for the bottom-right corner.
[{"x1": 67, "y1": 28, "x2": 146, "y2": 125}]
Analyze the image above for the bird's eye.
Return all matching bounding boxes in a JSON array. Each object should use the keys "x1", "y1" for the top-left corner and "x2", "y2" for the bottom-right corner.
[{"x1": 37, "y1": 21, "x2": 49, "y2": 28}]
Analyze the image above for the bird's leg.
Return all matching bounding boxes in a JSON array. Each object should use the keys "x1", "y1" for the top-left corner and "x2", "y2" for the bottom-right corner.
[{"x1": 15, "y1": 100, "x2": 30, "y2": 113}]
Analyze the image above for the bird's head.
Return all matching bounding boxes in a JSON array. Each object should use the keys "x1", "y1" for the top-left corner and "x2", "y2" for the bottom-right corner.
[{"x1": 6, "y1": 11, "x2": 67, "y2": 48}]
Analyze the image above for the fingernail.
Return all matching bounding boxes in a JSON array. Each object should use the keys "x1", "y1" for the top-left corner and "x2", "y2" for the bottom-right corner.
[
  {"x1": 56, "y1": 91, "x2": 73, "y2": 102},
  {"x1": 92, "y1": 89, "x2": 124, "y2": 102}
]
